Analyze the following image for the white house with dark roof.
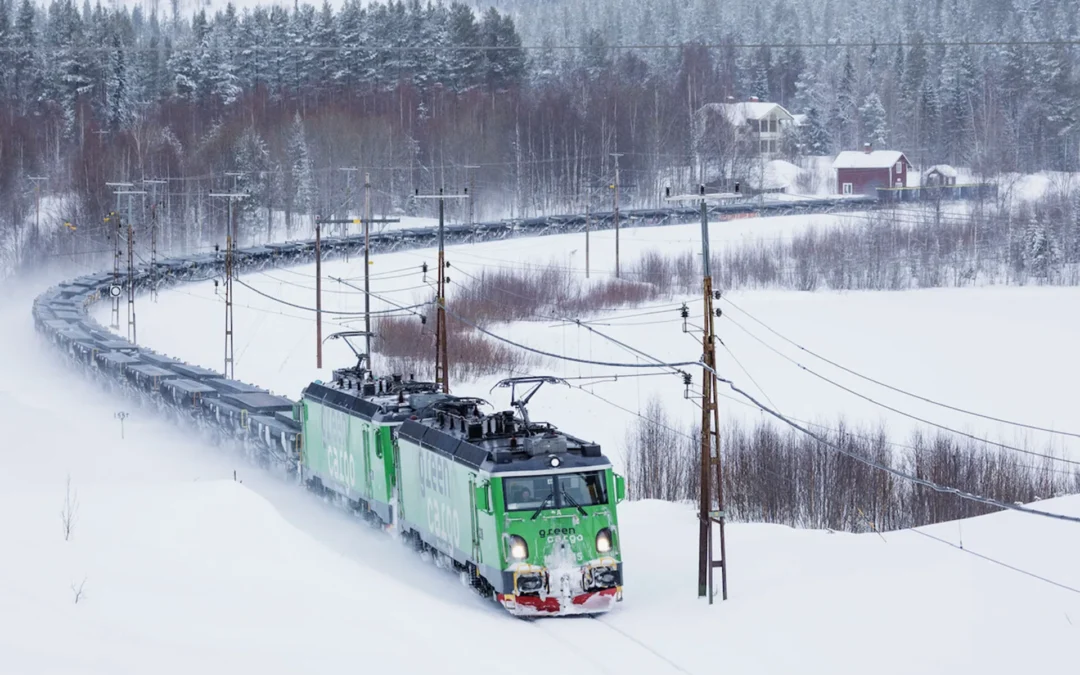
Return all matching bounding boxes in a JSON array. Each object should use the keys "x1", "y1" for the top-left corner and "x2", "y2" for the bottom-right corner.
[{"x1": 698, "y1": 98, "x2": 796, "y2": 157}]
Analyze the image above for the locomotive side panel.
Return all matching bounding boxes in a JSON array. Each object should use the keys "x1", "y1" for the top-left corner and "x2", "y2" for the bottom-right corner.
[
  {"x1": 301, "y1": 399, "x2": 371, "y2": 504},
  {"x1": 396, "y1": 436, "x2": 498, "y2": 569}
]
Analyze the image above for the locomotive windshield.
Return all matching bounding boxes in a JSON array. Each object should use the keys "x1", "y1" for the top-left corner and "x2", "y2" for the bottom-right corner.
[{"x1": 503, "y1": 471, "x2": 608, "y2": 512}]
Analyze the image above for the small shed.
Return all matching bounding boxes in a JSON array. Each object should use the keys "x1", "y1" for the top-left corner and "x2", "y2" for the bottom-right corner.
[
  {"x1": 923, "y1": 165, "x2": 958, "y2": 187},
  {"x1": 832, "y1": 144, "x2": 911, "y2": 195}
]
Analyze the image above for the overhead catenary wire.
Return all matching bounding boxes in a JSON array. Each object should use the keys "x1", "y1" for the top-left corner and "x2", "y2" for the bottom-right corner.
[
  {"x1": 721, "y1": 313, "x2": 1080, "y2": 468},
  {"x1": 721, "y1": 296, "x2": 1080, "y2": 441},
  {"x1": 576, "y1": 366, "x2": 1080, "y2": 594},
  {"x1": 235, "y1": 277, "x2": 431, "y2": 317},
  {"x1": 435, "y1": 304, "x2": 1080, "y2": 525},
  {"x1": 708, "y1": 369, "x2": 1080, "y2": 526},
  {"x1": 906, "y1": 527, "x2": 1080, "y2": 595}
]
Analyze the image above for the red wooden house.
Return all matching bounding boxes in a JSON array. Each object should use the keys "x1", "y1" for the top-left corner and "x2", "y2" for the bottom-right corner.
[{"x1": 832, "y1": 144, "x2": 911, "y2": 195}]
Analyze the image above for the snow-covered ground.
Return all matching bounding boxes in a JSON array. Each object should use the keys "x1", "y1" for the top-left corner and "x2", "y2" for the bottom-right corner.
[
  {"x1": 104, "y1": 211, "x2": 1080, "y2": 462},
  {"x1": 12, "y1": 209, "x2": 1080, "y2": 672}
]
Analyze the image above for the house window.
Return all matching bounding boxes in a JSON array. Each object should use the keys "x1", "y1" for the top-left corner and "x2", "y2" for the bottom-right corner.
[
  {"x1": 895, "y1": 162, "x2": 902, "y2": 173},
  {"x1": 768, "y1": 140, "x2": 776, "y2": 153},
  {"x1": 760, "y1": 140, "x2": 768, "y2": 153},
  {"x1": 769, "y1": 119, "x2": 777, "y2": 133},
  {"x1": 842, "y1": 182, "x2": 853, "y2": 195}
]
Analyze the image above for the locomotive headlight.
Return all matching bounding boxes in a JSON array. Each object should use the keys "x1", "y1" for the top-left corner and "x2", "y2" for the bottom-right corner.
[
  {"x1": 596, "y1": 528, "x2": 613, "y2": 553},
  {"x1": 509, "y1": 535, "x2": 529, "y2": 561}
]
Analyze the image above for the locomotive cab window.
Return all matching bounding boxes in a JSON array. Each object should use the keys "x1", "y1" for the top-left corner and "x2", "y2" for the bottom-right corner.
[
  {"x1": 504, "y1": 475, "x2": 554, "y2": 511},
  {"x1": 503, "y1": 471, "x2": 608, "y2": 512}
]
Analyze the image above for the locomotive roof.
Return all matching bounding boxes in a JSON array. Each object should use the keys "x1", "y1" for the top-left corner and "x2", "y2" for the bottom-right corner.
[
  {"x1": 303, "y1": 377, "x2": 448, "y2": 424},
  {"x1": 397, "y1": 407, "x2": 609, "y2": 475}
]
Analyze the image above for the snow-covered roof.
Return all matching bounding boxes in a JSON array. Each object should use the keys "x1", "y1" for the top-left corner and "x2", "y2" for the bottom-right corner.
[
  {"x1": 702, "y1": 102, "x2": 795, "y2": 126},
  {"x1": 791, "y1": 113, "x2": 807, "y2": 126},
  {"x1": 832, "y1": 150, "x2": 907, "y2": 170},
  {"x1": 925, "y1": 164, "x2": 958, "y2": 178}
]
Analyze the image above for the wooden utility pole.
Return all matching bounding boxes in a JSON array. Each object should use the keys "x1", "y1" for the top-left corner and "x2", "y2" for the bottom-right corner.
[
  {"x1": 585, "y1": 202, "x2": 591, "y2": 279},
  {"x1": 363, "y1": 172, "x2": 372, "y2": 360},
  {"x1": 463, "y1": 165, "x2": 480, "y2": 225},
  {"x1": 316, "y1": 215, "x2": 323, "y2": 367},
  {"x1": 413, "y1": 188, "x2": 469, "y2": 393},
  {"x1": 114, "y1": 190, "x2": 146, "y2": 343},
  {"x1": 340, "y1": 167, "x2": 358, "y2": 237},
  {"x1": 29, "y1": 176, "x2": 47, "y2": 240},
  {"x1": 144, "y1": 179, "x2": 167, "y2": 303},
  {"x1": 210, "y1": 193, "x2": 248, "y2": 379},
  {"x1": 611, "y1": 153, "x2": 623, "y2": 278},
  {"x1": 106, "y1": 182, "x2": 134, "y2": 330},
  {"x1": 666, "y1": 186, "x2": 729, "y2": 604},
  {"x1": 435, "y1": 192, "x2": 448, "y2": 391},
  {"x1": 315, "y1": 201, "x2": 400, "y2": 368},
  {"x1": 111, "y1": 213, "x2": 122, "y2": 330}
]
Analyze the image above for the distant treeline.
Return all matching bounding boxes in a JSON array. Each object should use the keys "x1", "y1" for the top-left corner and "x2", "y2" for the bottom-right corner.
[
  {"x1": 623, "y1": 397, "x2": 1080, "y2": 531},
  {"x1": 4, "y1": 0, "x2": 1080, "y2": 271}
]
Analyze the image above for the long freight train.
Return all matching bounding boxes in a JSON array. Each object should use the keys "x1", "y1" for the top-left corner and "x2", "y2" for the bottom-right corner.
[{"x1": 32, "y1": 223, "x2": 628, "y2": 615}]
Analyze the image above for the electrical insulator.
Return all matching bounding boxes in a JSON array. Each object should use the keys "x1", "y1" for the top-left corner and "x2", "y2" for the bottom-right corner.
[
  {"x1": 680, "y1": 304, "x2": 689, "y2": 319},
  {"x1": 420, "y1": 315, "x2": 427, "y2": 325},
  {"x1": 445, "y1": 276, "x2": 450, "y2": 284},
  {"x1": 445, "y1": 261, "x2": 450, "y2": 268},
  {"x1": 715, "y1": 308, "x2": 723, "y2": 318},
  {"x1": 713, "y1": 290, "x2": 722, "y2": 300}
]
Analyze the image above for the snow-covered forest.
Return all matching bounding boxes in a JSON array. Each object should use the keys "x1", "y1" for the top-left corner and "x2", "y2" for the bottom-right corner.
[{"x1": 0, "y1": 0, "x2": 1078, "y2": 266}]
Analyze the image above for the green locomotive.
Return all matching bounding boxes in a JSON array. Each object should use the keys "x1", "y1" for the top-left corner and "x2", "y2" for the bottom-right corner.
[{"x1": 298, "y1": 344, "x2": 624, "y2": 616}]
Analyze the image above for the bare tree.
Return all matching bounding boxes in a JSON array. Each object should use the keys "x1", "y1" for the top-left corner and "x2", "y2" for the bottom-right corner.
[
  {"x1": 61, "y1": 474, "x2": 78, "y2": 542},
  {"x1": 71, "y1": 577, "x2": 87, "y2": 604}
]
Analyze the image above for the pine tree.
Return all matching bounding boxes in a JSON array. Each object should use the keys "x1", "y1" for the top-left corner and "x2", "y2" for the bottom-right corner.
[
  {"x1": 480, "y1": 7, "x2": 525, "y2": 91},
  {"x1": 859, "y1": 92, "x2": 888, "y2": 147},
  {"x1": 234, "y1": 126, "x2": 269, "y2": 235},
  {"x1": 288, "y1": 112, "x2": 317, "y2": 221},
  {"x1": 12, "y1": 0, "x2": 40, "y2": 114},
  {"x1": 0, "y1": 0, "x2": 12, "y2": 102},
  {"x1": 446, "y1": 2, "x2": 481, "y2": 90},
  {"x1": 106, "y1": 28, "x2": 133, "y2": 132}
]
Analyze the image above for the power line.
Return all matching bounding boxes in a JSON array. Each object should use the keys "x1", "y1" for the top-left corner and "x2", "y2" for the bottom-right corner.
[
  {"x1": 907, "y1": 527, "x2": 1080, "y2": 595},
  {"x1": 709, "y1": 371, "x2": 1080, "y2": 526},
  {"x1": 721, "y1": 313, "x2": 1080, "y2": 468},
  {"x1": 721, "y1": 296, "x2": 1080, "y2": 441},
  {"x1": 234, "y1": 277, "x2": 431, "y2": 316},
  {"x1": 577, "y1": 372, "x2": 1080, "y2": 594},
  {"x1": 442, "y1": 303, "x2": 698, "y2": 370},
  {"x1": 436, "y1": 301, "x2": 1080, "y2": 524}
]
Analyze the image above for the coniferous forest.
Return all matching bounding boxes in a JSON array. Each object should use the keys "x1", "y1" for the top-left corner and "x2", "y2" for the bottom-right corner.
[{"x1": 0, "y1": 0, "x2": 1078, "y2": 266}]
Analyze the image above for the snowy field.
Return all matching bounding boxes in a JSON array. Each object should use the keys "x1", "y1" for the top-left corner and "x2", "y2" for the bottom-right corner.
[{"x1": 9, "y1": 210, "x2": 1078, "y2": 673}]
